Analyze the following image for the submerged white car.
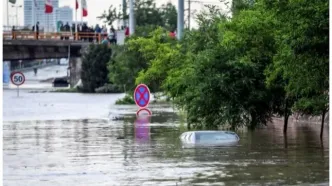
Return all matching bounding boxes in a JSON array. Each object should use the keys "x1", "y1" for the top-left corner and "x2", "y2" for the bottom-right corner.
[{"x1": 180, "y1": 131, "x2": 240, "y2": 148}]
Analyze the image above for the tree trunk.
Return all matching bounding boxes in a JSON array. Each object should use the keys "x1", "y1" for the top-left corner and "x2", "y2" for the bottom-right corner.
[
  {"x1": 320, "y1": 110, "x2": 326, "y2": 140},
  {"x1": 283, "y1": 114, "x2": 289, "y2": 133},
  {"x1": 283, "y1": 99, "x2": 289, "y2": 133}
]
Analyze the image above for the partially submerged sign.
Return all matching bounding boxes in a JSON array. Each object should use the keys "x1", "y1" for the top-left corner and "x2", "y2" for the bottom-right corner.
[{"x1": 134, "y1": 84, "x2": 150, "y2": 108}]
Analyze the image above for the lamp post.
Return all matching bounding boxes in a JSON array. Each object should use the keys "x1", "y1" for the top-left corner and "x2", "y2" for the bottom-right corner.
[{"x1": 11, "y1": 5, "x2": 22, "y2": 26}]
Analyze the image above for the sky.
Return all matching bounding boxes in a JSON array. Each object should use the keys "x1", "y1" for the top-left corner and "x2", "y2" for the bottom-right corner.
[{"x1": 2, "y1": 0, "x2": 230, "y2": 29}]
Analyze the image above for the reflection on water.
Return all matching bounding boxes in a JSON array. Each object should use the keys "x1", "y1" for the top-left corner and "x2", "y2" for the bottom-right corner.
[
  {"x1": 3, "y1": 91, "x2": 329, "y2": 186},
  {"x1": 135, "y1": 118, "x2": 151, "y2": 143}
]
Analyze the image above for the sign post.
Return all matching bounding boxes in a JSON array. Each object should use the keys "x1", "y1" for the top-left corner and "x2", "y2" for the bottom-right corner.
[
  {"x1": 11, "y1": 71, "x2": 25, "y2": 97},
  {"x1": 134, "y1": 84, "x2": 152, "y2": 142}
]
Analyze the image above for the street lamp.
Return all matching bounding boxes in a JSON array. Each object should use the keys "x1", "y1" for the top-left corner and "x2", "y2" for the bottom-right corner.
[{"x1": 11, "y1": 5, "x2": 22, "y2": 26}]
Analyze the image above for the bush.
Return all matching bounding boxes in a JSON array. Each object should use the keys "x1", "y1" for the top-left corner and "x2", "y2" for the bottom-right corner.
[
  {"x1": 51, "y1": 88, "x2": 78, "y2": 93},
  {"x1": 95, "y1": 84, "x2": 123, "y2": 93},
  {"x1": 81, "y1": 44, "x2": 112, "y2": 93},
  {"x1": 115, "y1": 94, "x2": 135, "y2": 104}
]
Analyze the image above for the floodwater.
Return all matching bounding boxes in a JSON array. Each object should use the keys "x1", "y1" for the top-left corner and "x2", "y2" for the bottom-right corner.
[{"x1": 3, "y1": 89, "x2": 329, "y2": 186}]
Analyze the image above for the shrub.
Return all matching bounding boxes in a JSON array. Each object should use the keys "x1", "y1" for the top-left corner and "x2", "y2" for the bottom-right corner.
[
  {"x1": 115, "y1": 94, "x2": 135, "y2": 105},
  {"x1": 95, "y1": 84, "x2": 123, "y2": 93},
  {"x1": 81, "y1": 44, "x2": 112, "y2": 93}
]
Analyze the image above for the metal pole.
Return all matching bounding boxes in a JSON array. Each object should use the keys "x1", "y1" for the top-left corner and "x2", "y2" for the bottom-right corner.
[
  {"x1": 68, "y1": 44, "x2": 71, "y2": 62},
  {"x1": 7, "y1": 0, "x2": 9, "y2": 26},
  {"x1": 47, "y1": 14, "x2": 50, "y2": 32},
  {"x1": 122, "y1": 0, "x2": 127, "y2": 27},
  {"x1": 188, "y1": 0, "x2": 191, "y2": 29},
  {"x1": 129, "y1": 0, "x2": 135, "y2": 35},
  {"x1": 81, "y1": 0, "x2": 83, "y2": 23},
  {"x1": 34, "y1": 3, "x2": 37, "y2": 37},
  {"x1": 177, "y1": 0, "x2": 184, "y2": 39},
  {"x1": 75, "y1": 7, "x2": 77, "y2": 35},
  {"x1": 17, "y1": 86, "x2": 19, "y2": 97}
]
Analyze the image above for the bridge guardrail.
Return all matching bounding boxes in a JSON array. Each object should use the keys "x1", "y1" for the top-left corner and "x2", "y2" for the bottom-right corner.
[{"x1": 3, "y1": 32, "x2": 109, "y2": 44}]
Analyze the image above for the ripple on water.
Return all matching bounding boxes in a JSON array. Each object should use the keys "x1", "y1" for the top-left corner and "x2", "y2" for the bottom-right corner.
[{"x1": 2, "y1": 93, "x2": 329, "y2": 186}]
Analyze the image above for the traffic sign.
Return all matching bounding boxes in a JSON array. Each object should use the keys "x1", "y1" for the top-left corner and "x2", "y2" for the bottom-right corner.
[
  {"x1": 11, "y1": 71, "x2": 25, "y2": 97},
  {"x1": 134, "y1": 84, "x2": 150, "y2": 108},
  {"x1": 11, "y1": 71, "x2": 25, "y2": 86},
  {"x1": 136, "y1": 108, "x2": 152, "y2": 118}
]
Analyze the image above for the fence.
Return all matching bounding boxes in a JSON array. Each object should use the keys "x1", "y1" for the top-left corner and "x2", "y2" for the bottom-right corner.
[{"x1": 3, "y1": 31, "x2": 109, "y2": 43}]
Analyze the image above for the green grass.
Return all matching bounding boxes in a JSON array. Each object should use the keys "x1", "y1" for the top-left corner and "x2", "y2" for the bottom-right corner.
[
  {"x1": 115, "y1": 94, "x2": 136, "y2": 104},
  {"x1": 50, "y1": 88, "x2": 78, "y2": 93},
  {"x1": 115, "y1": 94, "x2": 173, "y2": 105}
]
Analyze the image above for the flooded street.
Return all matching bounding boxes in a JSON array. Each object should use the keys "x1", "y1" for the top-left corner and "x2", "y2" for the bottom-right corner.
[{"x1": 3, "y1": 89, "x2": 329, "y2": 186}]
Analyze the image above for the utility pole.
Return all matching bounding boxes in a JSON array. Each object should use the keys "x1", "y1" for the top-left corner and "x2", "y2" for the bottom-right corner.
[
  {"x1": 122, "y1": 0, "x2": 127, "y2": 27},
  {"x1": 177, "y1": 0, "x2": 184, "y2": 40},
  {"x1": 129, "y1": 0, "x2": 135, "y2": 35},
  {"x1": 6, "y1": 0, "x2": 9, "y2": 26},
  {"x1": 187, "y1": 0, "x2": 191, "y2": 30}
]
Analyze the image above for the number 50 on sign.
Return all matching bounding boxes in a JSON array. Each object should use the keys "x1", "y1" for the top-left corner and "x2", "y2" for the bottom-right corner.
[{"x1": 11, "y1": 72, "x2": 25, "y2": 86}]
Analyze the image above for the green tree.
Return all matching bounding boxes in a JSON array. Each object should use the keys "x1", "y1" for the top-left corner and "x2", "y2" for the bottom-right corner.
[
  {"x1": 81, "y1": 44, "x2": 112, "y2": 93},
  {"x1": 108, "y1": 27, "x2": 177, "y2": 96},
  {"x1": 97, "y1": 5, "x2": 122, "y2": 26},
  {"x1": 231, "y1": 0, "x2": 254, "y2": 17},
  {"x1": 264, "y1": 0, "x2": 329, "y2": 138},
  {"x1": 133, "y1": 7, "x2": 278, "y2": 130},
  {"x1": 108, "y1": 43, "x2": 148, "y2": 94},
  {"x1": 98, "y1": 0, "x2": 177, "y2": 30}
]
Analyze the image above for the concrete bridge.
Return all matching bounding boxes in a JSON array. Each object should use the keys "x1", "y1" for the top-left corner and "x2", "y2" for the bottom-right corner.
[
  {"x1": 3, "y1": 39, "x2": 90, "y2": 87},
  {"x1": 2, "y1": 30, "x2": 125, "y2": 87},
  {"x1": 3, "y1": 40, "x2": 89, "y2": 61}
]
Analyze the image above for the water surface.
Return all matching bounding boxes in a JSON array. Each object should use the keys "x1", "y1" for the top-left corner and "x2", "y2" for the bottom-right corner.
[{"x1": 3, "y1": 90, "x2": 329, "y2": 186}]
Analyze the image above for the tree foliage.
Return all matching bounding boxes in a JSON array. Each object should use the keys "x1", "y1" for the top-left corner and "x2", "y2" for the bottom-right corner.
[
  {"x1": 98, "y1": 0, "x2": 177, "y2": 30},
  {"x1": 106, "y1": 0, "x2": 328, "y2": 132},
  {"x1": 81, "y1": 44, "x2": 112, "y2": 93}
]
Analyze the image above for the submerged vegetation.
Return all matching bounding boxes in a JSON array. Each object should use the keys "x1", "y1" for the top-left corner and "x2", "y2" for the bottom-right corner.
[{"x1": 83, "y1": 0, "x2": 328, "y2": 135}]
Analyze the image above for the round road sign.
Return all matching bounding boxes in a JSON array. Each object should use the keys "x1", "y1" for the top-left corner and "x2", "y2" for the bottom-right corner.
[
  {"x1": 134, "y1": 84, "x2": 151, "y2": 108},
  {"x1": 11, "y1": 72, "x2": 25, "y2": 86}
]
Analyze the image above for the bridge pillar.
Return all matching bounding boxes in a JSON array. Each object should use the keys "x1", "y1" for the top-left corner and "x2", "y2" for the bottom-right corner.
[{"x1": 69, "y1": 57, "x2": 82, "y2": 88}]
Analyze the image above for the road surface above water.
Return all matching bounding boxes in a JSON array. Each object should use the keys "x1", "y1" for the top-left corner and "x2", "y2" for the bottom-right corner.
[{"x1": 3, "y1": 89, "x2": 329, "y2": 186}]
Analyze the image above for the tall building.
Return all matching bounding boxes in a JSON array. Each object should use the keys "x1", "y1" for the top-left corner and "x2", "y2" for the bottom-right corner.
[
  {"x1": 24, "y1": 0, "x2": 59, "y2": 32},
  {"x1": 55, "y1": 6, "x2": 73, "y2": 25}
]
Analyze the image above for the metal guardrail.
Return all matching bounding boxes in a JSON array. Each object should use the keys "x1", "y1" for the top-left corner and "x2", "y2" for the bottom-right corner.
[{"x1": 3, "y1": 31, "x2": 109, "y2": 44}]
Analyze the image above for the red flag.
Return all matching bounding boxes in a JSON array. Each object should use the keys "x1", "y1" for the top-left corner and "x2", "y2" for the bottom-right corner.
[
  {"x1": 82, "y1": 0, "x2": 88, "y2": 17},
  {"x1": 45, "y1": 0, "x2": 53, "y2": 13},
  {"x1": 75, "y1": 0, "x2": 79, "y2": 10}
]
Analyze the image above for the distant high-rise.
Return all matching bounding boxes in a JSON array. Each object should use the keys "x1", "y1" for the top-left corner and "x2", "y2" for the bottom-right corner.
[
  {"x1": 55, "y1": 6, "x2": 73, "y2": 25},
  {"x1": 24, "y1": 0, "x2": 59, "y2": 32}
]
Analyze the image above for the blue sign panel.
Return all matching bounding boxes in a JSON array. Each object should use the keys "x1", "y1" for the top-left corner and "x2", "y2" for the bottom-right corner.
[{"x1": 134, "y1": 84, "x2": 150, "y2": 108}]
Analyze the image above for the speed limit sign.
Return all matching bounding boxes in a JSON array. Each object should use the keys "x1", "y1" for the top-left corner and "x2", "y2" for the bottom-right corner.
[{"x1": 11, "y1": 72, "x2": 25, "y2": 86}]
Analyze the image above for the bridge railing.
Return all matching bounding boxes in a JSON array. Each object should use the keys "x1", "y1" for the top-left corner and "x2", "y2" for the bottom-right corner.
[{"x1": 3, "y1": 31, "x2": 109, "y2": 44}]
